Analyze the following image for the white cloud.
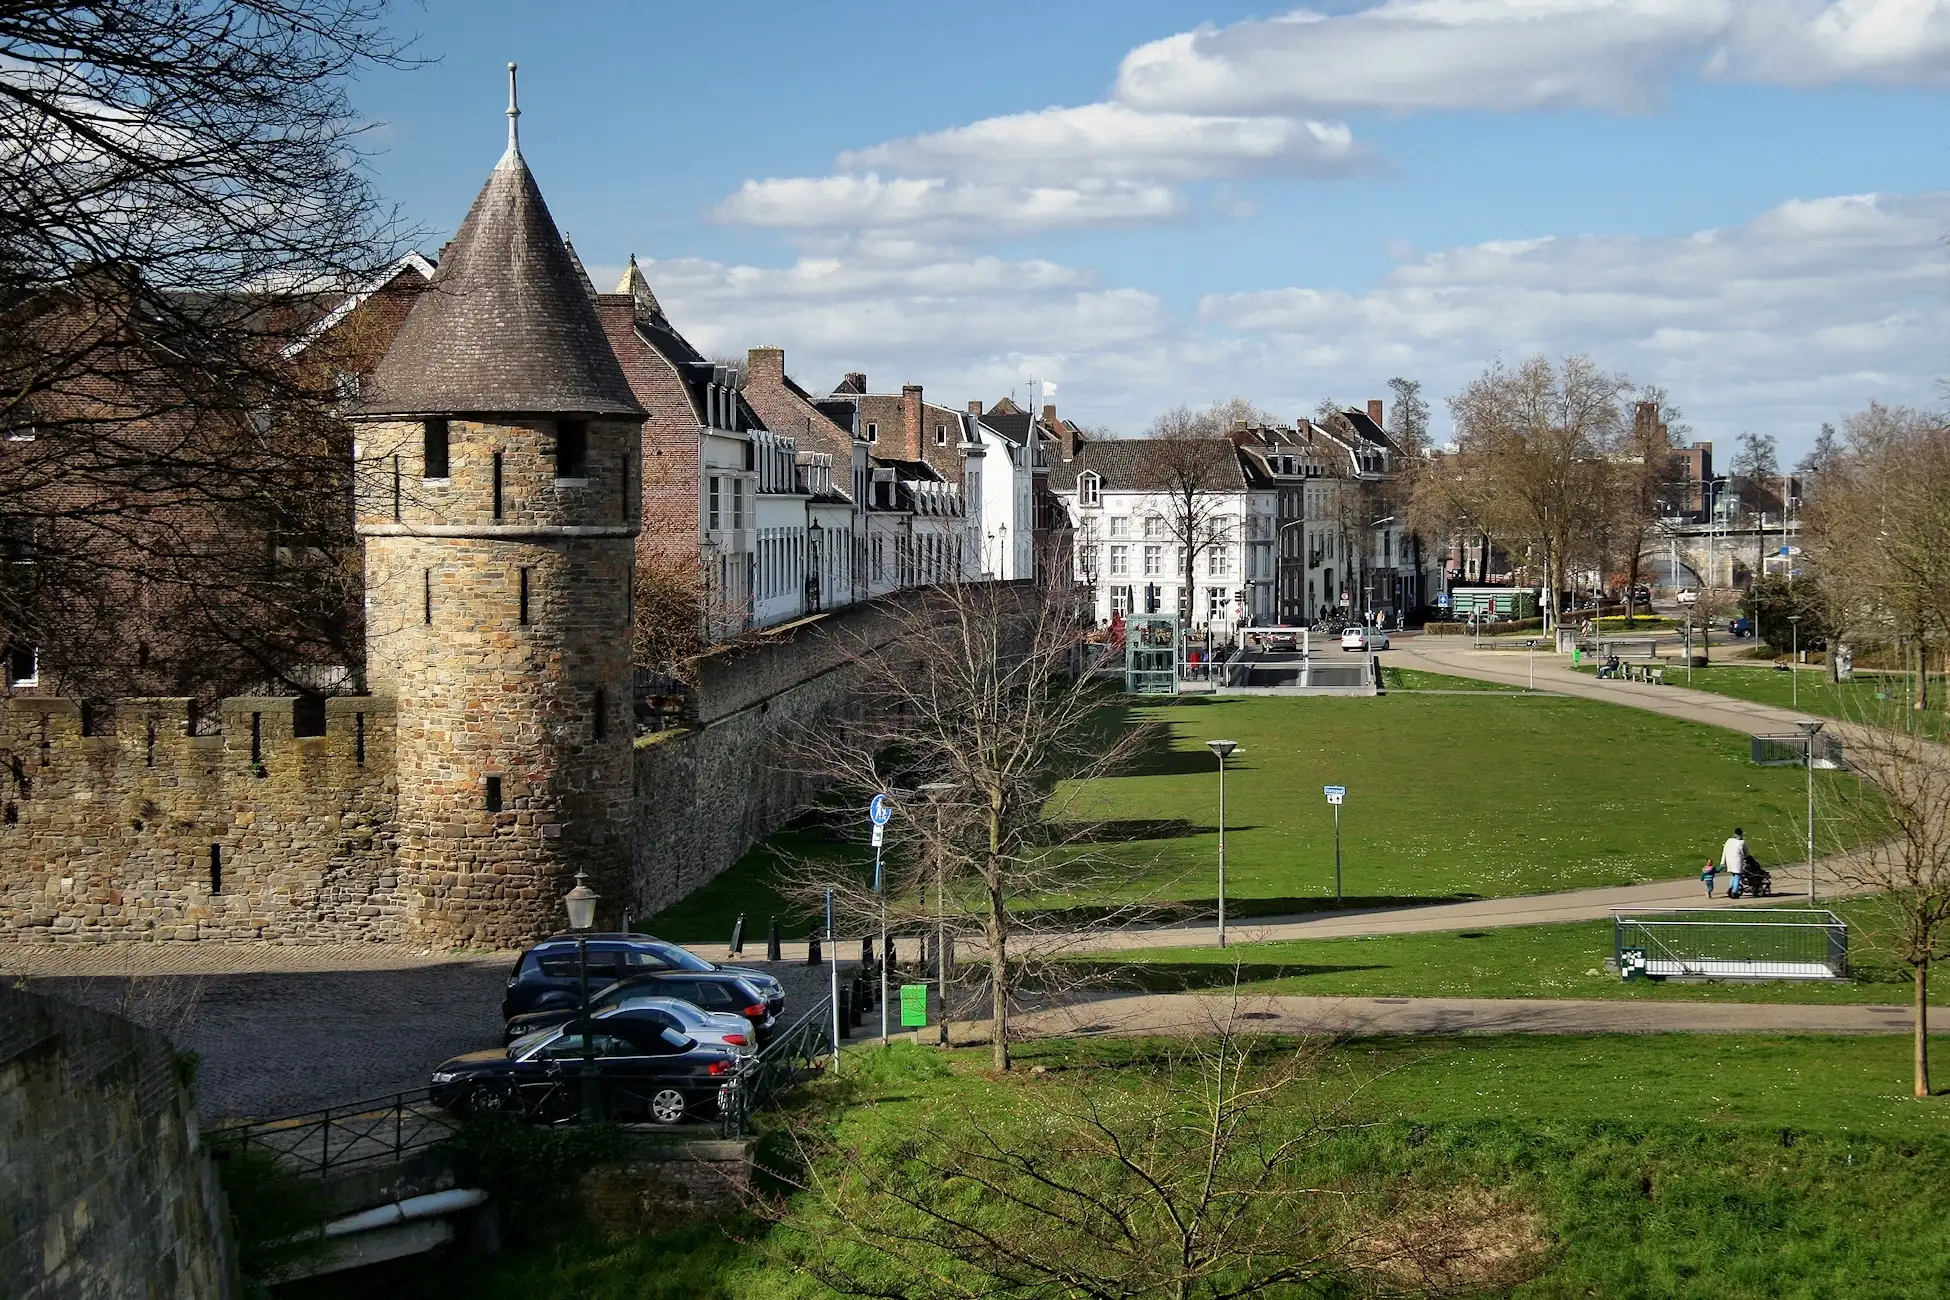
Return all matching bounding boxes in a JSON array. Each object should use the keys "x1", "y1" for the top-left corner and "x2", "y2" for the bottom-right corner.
[
  {"x1": 1115, "y1": 1, "x2": 1950, "y2": 116},
  {"x1": 711, "y1": 173, "x2": 1182, "y2": 234},
  {"x1": 837, "y1": 102, "x2": 1362, "y2": 184}
]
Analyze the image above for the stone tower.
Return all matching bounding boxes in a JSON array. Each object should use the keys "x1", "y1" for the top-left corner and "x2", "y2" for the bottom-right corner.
[{"x1": 351, "y1": 69, "x2": 643, "y2": 946}]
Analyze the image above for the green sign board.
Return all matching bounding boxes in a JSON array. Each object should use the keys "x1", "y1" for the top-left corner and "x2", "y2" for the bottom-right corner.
[{"x1": 900, "y1": 983, "x2": 929, "y2": 1028}]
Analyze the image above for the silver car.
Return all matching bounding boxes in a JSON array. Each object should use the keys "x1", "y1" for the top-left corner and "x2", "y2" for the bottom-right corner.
[{"x1": 595, "y1": 997, "x2": 759, "y2": 1057}]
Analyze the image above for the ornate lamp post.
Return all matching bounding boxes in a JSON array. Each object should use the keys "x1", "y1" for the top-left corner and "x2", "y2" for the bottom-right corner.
[
  {"x1": 1207, "y1": 740, "x2": 1238, "y2": 948},
  {"x1": 805, "y1": 518, "x2": 824, "y2": 614},
  {"x1": 564, "y1": 870, "x2": 601, "y2": 1122}
]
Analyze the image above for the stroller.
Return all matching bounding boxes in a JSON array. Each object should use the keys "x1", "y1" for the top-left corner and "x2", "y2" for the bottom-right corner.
[{"x1": 1728, "y1": 860, "x2": 1773, "y2": 899}]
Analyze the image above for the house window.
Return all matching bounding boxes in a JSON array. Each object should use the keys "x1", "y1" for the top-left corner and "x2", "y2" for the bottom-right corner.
[
  {"x1": 935, "y1": 424, "x2": 947, "y2": 446},
  {"x1": 485, "y1": 775, "x2": 504, "y2": 813},
  {"x1": 707, "y1": 476, "x2": 722, "y2": 530},
  {"x1": 1110, "y1": 586, "x2": 1132, "y2": 615},
  {"x1": 1108, "y1": 516, "x2": 1129, "y2": 538},
  {"x1": 1108, "y1": 544, "x2": 1128, "y2": 577},
  {"x1": 732, "y1": 478, "x2": 747, "y2": 529},
  {"x1": 866, "y1": 422, "x2": 878, "y2": 443},
  {"x1": 423, "y1": 419, "x2": 450, "y2": 479},
  {"x1": 1143, "y1": 545, "x2": 1162, "y2": 577},
  {"x1": 555, "y1": 420, "x2": 588, "y2": 479},
  {"x1": 1078, "y1": 473, "x2": 1100, "y2": 507},
  {"x1": 1207, "y1": 545, "x2": 1232, "y2": 577},
  {"x1": 1207, "y1": 587, "x2": 1229, "y2": 621},
  {"x1": 1143, "y1": 516, "x2": 1164, "y2": 539},
  {"x1": 2, "y1": 644, "x2": 34, "y2": 687}
]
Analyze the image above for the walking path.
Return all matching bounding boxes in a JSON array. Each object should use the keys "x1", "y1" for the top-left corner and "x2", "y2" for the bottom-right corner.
[{"x1": 1012, "y1": 991, "x2": 1923, "y2": 1040}]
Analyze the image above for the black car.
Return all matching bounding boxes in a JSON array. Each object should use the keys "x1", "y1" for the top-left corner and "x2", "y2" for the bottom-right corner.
[
  {"x1": 431, "y1": 1015, "x2": 734, "y2": 1125},
  {"x1": 503, "y1": 969, "x2": 777, "y2": 1045},
  {"x1": 500, "y1": 934, "x2": 785, "y2": 1021}
]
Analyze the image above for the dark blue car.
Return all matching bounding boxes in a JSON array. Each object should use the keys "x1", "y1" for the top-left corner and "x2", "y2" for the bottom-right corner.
[
  {"x1": 500, "y1": 934, "x2": 784, "y2": 1021},
  {"x1": 431, "y1": 1013, "x2": 734, "y2": 1125}
]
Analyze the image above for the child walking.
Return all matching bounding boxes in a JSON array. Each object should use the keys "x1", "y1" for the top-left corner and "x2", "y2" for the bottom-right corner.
[{"x1": 1701, "y1": 860, "x2": 1718, "y2": 898}]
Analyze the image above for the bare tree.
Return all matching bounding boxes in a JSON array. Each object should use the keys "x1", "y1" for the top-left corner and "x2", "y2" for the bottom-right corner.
[
  {"x1": 765, "y1": 1018, "x2": 1542, "y2": 1297},
  {"x1": 0, "y1": 1, "x2": 417, "y2": 705},
  {"x1": 1609, "y1": 390, "x2": 1685, "y2": 623},
  {"x1": 1444, "y1": 356, "x2": 1630, "y2": 631},
  {"x1": 788, "y1": 581, "x2": 1154, "y2": 1071},
  {"x1": 1828, "y1": 723, "x2": 1950, "y2": 1097},
  {"x1": 1134, "y1": 417, "x2": 1242, "y2": 624}
]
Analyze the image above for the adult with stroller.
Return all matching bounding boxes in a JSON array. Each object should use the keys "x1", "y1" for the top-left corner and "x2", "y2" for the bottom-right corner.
[{"x1": 1722, "y1": 827, "x2": 1771, "y2": 899}]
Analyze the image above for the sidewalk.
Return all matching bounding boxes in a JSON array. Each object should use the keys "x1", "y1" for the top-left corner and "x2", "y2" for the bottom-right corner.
[{"x1": 1012, "y1": 991, "x2": 1922, "y2": 1040}]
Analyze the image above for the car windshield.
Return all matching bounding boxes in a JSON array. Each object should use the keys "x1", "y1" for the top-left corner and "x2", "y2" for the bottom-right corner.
[
  {"x1": 611, "y1": 999, "x2": 708, "y2": 1027},
  {"x1": 642, "y1": 942, "x2": 715, "y2": 973}
]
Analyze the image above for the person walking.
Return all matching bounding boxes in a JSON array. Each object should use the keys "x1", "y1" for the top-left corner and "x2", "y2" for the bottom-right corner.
[
  {"x1": 1701, "y1": 859, "x2": 1718, "y2": 898},
  {"x1": 1722, "y1": 827, "x2": 1747, "y2": 900}
]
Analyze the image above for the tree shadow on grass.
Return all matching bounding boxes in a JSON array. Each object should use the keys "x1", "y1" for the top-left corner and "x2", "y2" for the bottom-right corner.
[
  {"x1": 1057, "y1": 962, "x2": 1392, "y2": 994},
  {"x1": 1028, "y1": 894, "x2": 1483, "y2": 928}
]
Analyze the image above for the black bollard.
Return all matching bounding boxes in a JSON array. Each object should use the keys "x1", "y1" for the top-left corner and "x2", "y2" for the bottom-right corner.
[
  {"x1": 850, "y1": 977, "x2": 865, "y2": 1026},
  {"x1": 807, "y1": 930, "x2": 822, "y2": 965},
  {"x1": 766, "y1": 916, "x2": 782, "y2": 962},
  {"x1": 836, "y1": 987, "x2": 852, "y2": 1039},
  {"x1": 885, "y1": 936, "x2": 898, "y2": 973},
  {"x1": 860, "y1": 936, "x2": 873, "y2": 968},
  {"x1": 728, "y1": 912, "x2": 746, "y2": 956}
]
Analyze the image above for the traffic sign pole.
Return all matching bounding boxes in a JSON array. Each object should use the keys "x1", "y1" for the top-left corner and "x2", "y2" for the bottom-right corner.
[
  {"x1": 1334, "y1": 802, "x2": 1343, "y2": 901},
  {"x1": 869, "y1": 794, "x2": 893, "y2": 1045}
]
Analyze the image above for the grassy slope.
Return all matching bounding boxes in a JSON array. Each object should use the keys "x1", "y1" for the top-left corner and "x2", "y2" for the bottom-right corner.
[
  {"x1": 1577, "y1": 661, "x2": 1948, "y2": 737},
  {"x1": 1098, "y1": 895, "x2": 1944, "y2": 1006},
  {"x1": 405, "y1": 1036, "x2": 1950, "y2": 1300},
  {"x1": 646, "y1": 690, "x2": 1863, "y2": 943}
]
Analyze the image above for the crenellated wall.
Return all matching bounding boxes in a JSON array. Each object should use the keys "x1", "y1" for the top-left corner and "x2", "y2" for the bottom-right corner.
[{"x1": 0, "y1": 695, "x2": 400, "y2": 943}]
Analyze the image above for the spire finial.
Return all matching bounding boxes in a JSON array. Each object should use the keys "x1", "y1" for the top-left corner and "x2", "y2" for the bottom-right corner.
[{"x1": 505, "y1": 61, "x2": 521, "y2": 156}]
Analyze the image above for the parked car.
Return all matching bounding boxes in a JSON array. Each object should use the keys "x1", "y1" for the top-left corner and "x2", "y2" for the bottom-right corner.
[
  {"x1": 501, "y1": 934, "x2": 785, "y2": 1021},
  {"x1": 503, "y1": 993, "x2": 757, "y2": 1052},
  {"x1": 1728, "y1": 616, "x2": 1754, "y2": 638},
  {"x1": 431, "y1": 1018, "x2": 735, "y2": 1124},
  {"x1": 504, "y1": 969, "x2": 779, "y2": 1043},
  {"x1": 1629, "y1": 584, "x2": 1653, "y2": 604},
  {"x1": 1340, "y1": 626, "x2": 1390, "y2": 651},
  {"x1": 1675, "y1": 588, "x2": 1701, "y2": 605}
]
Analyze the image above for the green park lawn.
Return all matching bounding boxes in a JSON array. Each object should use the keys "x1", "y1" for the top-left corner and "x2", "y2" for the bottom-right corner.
[
  {"x1": 383, "y1": 1035, "x2": 1950, "y2": 1300},
  {"x1": 1380, "y1": 665, "x2": 1524, "y2": 692},
  {"x1": 1609, "y1": 662, "x2": 1950, "y2": 737},
  {"x1": 645, "y1": 690, "x2": 1864, "y2": 944},
  {"x1": 1090, "y1": 895, "x2": 1944, "y2": 1006}
]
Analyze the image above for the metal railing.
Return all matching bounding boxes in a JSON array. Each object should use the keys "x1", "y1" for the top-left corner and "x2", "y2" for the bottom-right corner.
[
  {"x1": 721, "y1": 995, "x2": 835, "y2": 1137},
  {"x1": 1753, "y1": 732, "x2": 1845, "y2": 769},
  {"x1": 1614, "y1": 909, "x2": 1848, "y2": 981},
  {"x1": 205, "y1": 1089, "x2": 460, "y2": 1177}
]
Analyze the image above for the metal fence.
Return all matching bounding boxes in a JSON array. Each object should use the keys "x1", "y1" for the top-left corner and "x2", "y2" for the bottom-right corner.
[
  {"x1": 205, "y1": 1089, "x2": 460, "y2": 1177},
  {"x1": 721, "y1": 995, "x2": 835, "y2": 1137},
  {"x1": 1752, "y1": 732, "x2": 1845, "y2": 769},
  {"x1": 1613, "y1": 908, "x2": 1848, "y2": 981}
]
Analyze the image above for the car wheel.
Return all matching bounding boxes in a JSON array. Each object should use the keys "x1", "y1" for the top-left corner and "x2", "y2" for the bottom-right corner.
[
  {"x1": 649, "y1": 1088, "x2": 687, "y2": 1125},
  {"x1": 462, "y1": 1081, "x2": 517, "y2": 1119}
]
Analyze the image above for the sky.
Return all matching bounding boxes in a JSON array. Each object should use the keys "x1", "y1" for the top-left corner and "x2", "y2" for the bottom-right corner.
[{"x1": 350, "y1": 0, "x2": 1950, "y2": 457}]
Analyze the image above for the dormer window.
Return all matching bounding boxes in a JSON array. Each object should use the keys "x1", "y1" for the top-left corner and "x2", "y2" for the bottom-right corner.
[
  {"x1": 1077, "y1": 472, "x2": 1101, "y2": 507},
  {"x1": 555, "y1": 420, "x2": 588, "y2": 480},
  {"x1": 866, "y1": 422, "x2": 878, "y2": 443},
  {"x1": 935, "y1": 424, "x2": 947, "y2": 446},
  {"x1": 423, "y1": 419, "x2": 450, "y2": 479}
]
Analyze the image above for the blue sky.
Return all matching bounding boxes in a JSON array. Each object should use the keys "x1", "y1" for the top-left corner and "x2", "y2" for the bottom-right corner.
[{"x1": 352, "y1": 1, "x2": 1950, "y2": 455}]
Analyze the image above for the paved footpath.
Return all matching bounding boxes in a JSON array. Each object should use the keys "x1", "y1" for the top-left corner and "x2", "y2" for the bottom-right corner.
[{"x1": 1014, "y1": 991, "x2": 1923, "y2": 1040}]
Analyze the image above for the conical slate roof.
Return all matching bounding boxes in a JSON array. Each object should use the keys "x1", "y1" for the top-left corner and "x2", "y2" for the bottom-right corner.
[{"x1": 357, "y1": 149, "x2": 642, "y2": 418}]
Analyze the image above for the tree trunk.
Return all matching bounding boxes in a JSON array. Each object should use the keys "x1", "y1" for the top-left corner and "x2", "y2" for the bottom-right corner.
[
  {"x1": 989, "y1": 881, "x2": 1009, "y2": 1072},
  {"x1": 1916, "y1": 961, "x2": 1931, "y2": 1099},
  {"x1": 1915, "y1": 637, "x2": 1930, "y2": 712}
]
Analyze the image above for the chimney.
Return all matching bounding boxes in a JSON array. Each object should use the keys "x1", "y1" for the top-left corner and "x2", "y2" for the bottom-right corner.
[
  {"x1": 842, "y1": 371, "x2": 867, "y2": 394},
  {"x1": 967, "y1": 399, "x2": 983, "y2": 417},
  {"x1": 1042, "y1": 402, "x2": 1058, "y2": 428},
  {"x1": 748, "y1": 346, "x2": 785, "y2": 387},
  {"x1": 901, "y1": 384, "x2": 923, "y2": 461},
  {"x1": 1367, "y1": 399, "x2": 1384, "y2": 427}
]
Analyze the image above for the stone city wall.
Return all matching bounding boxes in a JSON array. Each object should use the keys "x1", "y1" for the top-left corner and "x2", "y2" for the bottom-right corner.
[
  {"x1": 0, "y1": 984, "x2": 234, "y2": 1299},
  {"x1": 0, "y1": 694, "x2": 400, "y2": 944}
]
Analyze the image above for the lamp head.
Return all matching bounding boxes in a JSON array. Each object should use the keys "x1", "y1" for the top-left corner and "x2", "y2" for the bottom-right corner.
[
  {"x1": 564, "y1": 870, "x2": 599, "y2": 931},
  {"x1": 919, "y1": 781, "x2": 955, "y2": 802},
  {"x1": 1794, "y1": 718, "x2": 1824, "y2": 736},
  {"x1": 1207, "y1": 739, "x2": 1238, "y2": 760}
]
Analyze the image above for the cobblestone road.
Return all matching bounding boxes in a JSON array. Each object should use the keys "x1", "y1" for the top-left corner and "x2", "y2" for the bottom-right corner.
[{"x1": 2, "y1": 943, "x2": 849, "y2": 1121}]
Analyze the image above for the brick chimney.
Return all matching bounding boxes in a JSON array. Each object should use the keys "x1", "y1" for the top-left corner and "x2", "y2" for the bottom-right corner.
[
  {"x1": 841, "y1": 371, "x2": 867, "y2": 394},
  {"x1": 967, "y1": 399, "x2": 983, "y2": 417},
  {"x1": 901, "y1": 384, "x2": 924, "y2": 461},
  {"x1": 748, "y1": 346, "x2": 785, "y2": 386},
  {"x1": 1367, "y1": 398, "x2": 1384, "y2": 427}
]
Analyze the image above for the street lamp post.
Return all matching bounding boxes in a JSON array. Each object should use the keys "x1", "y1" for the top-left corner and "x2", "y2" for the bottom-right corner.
[
  {"x1": 920, "y1": 781, "x2": 956, "y2": 1046},
  {"x1": 1797, "y1": 718, "x2": 1823, "y2": 901},
  {"x1": 563, "y1": 870, "x2": 601, "y2": 1123},
  {"x1": 1789, "y1": 614, "x2": 1801, "y2": 708},
  {"x1": 1207, "y1": 740, "x2": 1238, "y2": 948}
]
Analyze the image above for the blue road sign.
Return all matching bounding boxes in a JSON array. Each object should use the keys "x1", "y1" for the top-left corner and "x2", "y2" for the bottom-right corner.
[
  {"x1": 869, "y1": 793, "x2": 894, "y2": 826},
  {"x1": 1324, "y1": 785, "x2": 1346, "y2": 805}
]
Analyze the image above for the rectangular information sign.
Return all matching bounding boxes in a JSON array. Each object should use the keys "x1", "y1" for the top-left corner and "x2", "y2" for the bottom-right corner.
[
  {"x1": 899, "y1": 983, "x2": 929, "y2": 1028},
  {"x1": 1324, "y1": 785, "x2": 1346, "y2": 805}
]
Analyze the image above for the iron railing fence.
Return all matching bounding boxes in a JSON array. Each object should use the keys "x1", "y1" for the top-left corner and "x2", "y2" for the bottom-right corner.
[
  {"x1": 722, "y1": 995, "x2": 835, "y2": 1137},
  {"x1": 1614, "y1": 908, "x2": 1848, "y2": 981},
  {"x1": 1752, "y1": 732, "x2": 1845, "y2": 769},
  {"x1": 205, "y1": 1089, "x2": 459, "y2": 1177}
]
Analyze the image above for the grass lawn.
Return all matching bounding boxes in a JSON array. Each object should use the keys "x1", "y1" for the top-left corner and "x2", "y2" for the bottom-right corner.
[
  {"x1": 1092, "y1": 895, "x2": 1944, "y2": 1006},
  {"x1": 384, "y1": 1035, "x2": 1950, "y2": 1299},
  {"x1": 645, "y1": 691, "x2": 1866, "y2": 943},
  {"x1": 1601, "y1": 662, "x2": 1950, "y2": 737},
  {"x1": 1380, "y1": 665, "x2": 1524, "y2": 692}
]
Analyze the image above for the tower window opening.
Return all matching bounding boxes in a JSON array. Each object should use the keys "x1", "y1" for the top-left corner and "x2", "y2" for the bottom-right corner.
[
  {"x1": 392, "y1": 455, "x2": 402, "y2": 520},
  {"x1": 209, "y1": 844, "x2": 222, "y2": 895},
  {"x1": 423, "y1": 568, "x2": 433, "y2": 625},
  {"x1": 78, "y1": 702, "x2": 100, "y2": 737},
  {"x1": 423, "y1": 419, "x2": 450, "y2": 479},
  {"x1": 354, "y1": 711, "x2": 366, "y2": 766},
  {"x1": 620, "y1": 453, "x2": 631, "y2": 522},
  {"x1": 518, "y1": 567, "x2": 532, "y2": 624},
  {"x1": 250, "y1": 712, "x2": 262, "y2": 764},
  {"x1": 2, "y1": 803, "x2": 14, "y2": 825},
  {"x1": 594, "y1": 688, "x2": 607, "y2": 740},
  {"x1": 555, "y1": 420, "x2": 588, "y2": 479},
  {"x1": 485, "y1": 775, "x2": 503, "y2": 813},
  {"x1": 294, "y1": 694, "x2": 326, "y2": 738},
  {"x1": 145, "y1": 720, "x2": 156, "y2": 767},
  {"x1": 492, "y1": 451, "x2": 504, "y2": 519}
]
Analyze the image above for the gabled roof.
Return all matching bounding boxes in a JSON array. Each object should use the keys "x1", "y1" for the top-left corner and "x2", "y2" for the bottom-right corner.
[
  {"x1": 278, "y1": 252, "x2": 436, "y2": 359},
  {"x1": 1046, "y1": 437, "x2": 1248, "y2": 493},
  {"x1": 1338, "y1": 407, "x2": 1401, "y2": 454},
  {"x1": 356, "y1": 144, "x2": 641, "y2": 418}
]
